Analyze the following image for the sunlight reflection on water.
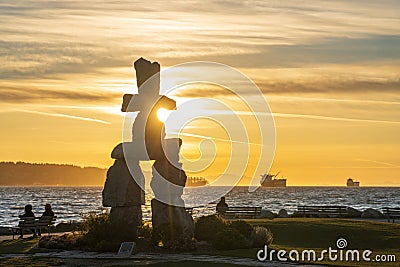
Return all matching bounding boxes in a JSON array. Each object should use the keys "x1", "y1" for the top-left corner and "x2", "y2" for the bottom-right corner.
[{"x1": 0, "y1": 186, "x2": 399, "y2": 226}]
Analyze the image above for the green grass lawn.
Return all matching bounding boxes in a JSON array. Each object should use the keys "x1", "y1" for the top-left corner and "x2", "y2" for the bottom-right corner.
[
  {"x1": 247, "y1": 218, "x2": 400, "y2": 250},
  {"x1": 0, "y1": 238, "x2": 38, "y2": 254},
  {"x1": 1, "y1": 218, "x2": 399, "y2": 267},
  {"x1": 213, "y1": 218, "x2": 400, "y2": 267},
  {"x1": 0, "y1": 238, "x2": 64, "y2": 267}
]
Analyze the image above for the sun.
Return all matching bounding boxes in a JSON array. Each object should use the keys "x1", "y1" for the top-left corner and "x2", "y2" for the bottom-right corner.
[{"x1": 157, "y1": 108, "x2": 171, "y2": 122}]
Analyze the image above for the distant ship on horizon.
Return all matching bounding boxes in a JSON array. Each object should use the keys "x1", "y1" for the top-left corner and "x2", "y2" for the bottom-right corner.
[
  {"x1": 347, "y1": 177, "x2": 360, "y2": 187},
  {"x1": 260, "y1": 172, "x2": 287, "y2": 187},
  {"x1": 186, "y1": 176, "x2": 208, "y2": 187}
]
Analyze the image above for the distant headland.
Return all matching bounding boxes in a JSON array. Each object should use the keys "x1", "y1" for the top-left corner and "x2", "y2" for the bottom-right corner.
[{"x1": 0, "y1": 162, "x2": 106, "y2": 186}]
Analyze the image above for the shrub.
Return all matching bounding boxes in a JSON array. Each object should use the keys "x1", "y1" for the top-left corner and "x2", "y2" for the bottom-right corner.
[
  {"x1": 194, "y1": 216, "x2": 264, "y2": 250},
  {"x1": 152, "y1": 223, "x2": 195, "y2": 251},
  {"x1": 80, "y1": 212, "x2": 113, "y2": 242},
  {"x1": 40, "y1": 212, "x2": 142, "y2": 252},
  {"x1": 194, "y1": 215, "x2": 275, "y2": 250},
  {"x1": 79, "y1": 212, "x2": 138, "y2": 251},
  {"x1": 250, "y1": 226, "x2": 273, "y2": 248},
  {"x1": 194, "y1": 215, "x2": 227, "y2": 241},
  {"x1": 38, "y1": 233, "x2": 83, "y2": 250},
  {"x1": 229, "y1": 220, "x2": 253, "y2": 239},
  {"x1": 212, "y1": 228, "x2": 249, "y2": 250},
  {"x1": 152, "y1": 223, "x2": 182, "y2": 245}
]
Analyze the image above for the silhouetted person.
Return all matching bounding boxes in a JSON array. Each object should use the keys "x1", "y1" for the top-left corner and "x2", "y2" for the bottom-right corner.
[
  {"x1": 37, "y1": 203, "x2": 55, "y2": 236},
  {"x1": 42, "y1": 203, "x2": 54, "y2": 217},
  {"x1": 216, "y1": 197, "x2": 229, "y2": 215},
  {"x1": 19, "y1": 204, "x2": 36, "y2": 238}
]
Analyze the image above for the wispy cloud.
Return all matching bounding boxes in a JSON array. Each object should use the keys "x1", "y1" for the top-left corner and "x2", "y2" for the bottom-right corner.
[
  {"x1": 354, "y1": 158, "x2": 399, "y2": 167},
  {"x1": 1, "y1": 0, "x2": 399, "y2": 79},
  {"x1": 168, "y1": 131, "x2": 262, "y2": 146},
  {"x1": 0, "y1": 87, "x2": 120, "y2": 103},
  {"x1": 320, "y1": 166, "x2": 400, "y2": 169},
  {"x1": 174, "y1": 76, "x2": 400, "y2": 97},
  {"x1": 14, "y1": 109, "x2": 111, "y2": 125},
  {"x1": 268, "y1": 96, "x2": 400, "y2": 106},
  {"x1": 273, "y1": 112, "x2": 400, "y2": 124},
  {"x1": 167, "y1": 107, "x2": 400, "y2": 125}
]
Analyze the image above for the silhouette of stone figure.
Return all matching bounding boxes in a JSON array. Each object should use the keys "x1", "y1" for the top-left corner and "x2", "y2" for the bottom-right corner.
[{"x1": 102, "y1": 58, "x2": 194, "y2": 241}]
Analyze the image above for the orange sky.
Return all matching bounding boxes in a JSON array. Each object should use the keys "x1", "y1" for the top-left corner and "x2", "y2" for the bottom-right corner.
[{"x1": 0, "y1": 0, "x2": 399, "y2": 186}]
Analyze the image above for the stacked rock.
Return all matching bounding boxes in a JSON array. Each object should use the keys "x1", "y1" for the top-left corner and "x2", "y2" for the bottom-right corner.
[
  {"x1": 102, "y1": 58, "x2": 194, "y2": 242},
  {"x1": 102, "y1": 143, "x2": 143, "y2": 239}
]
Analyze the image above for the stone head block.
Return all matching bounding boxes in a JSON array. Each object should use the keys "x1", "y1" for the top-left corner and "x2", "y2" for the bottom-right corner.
[{"x1": 134, "y1": 57, "x2": 160, "y2": 92}]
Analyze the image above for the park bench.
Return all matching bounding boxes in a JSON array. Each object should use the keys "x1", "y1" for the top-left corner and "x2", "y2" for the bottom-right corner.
[
  {"x1": 382, "y1": 207, "x2": 400, "y2": 223},
  {"x1": 10, "y1": 216, "x2": 57, "y2": 239},
  {"x1": 219, "y1": 206, "x2": 262, "y2": 219},
  {"x1": 297, "y1": 205, "x2": 347, "y2": 218}
]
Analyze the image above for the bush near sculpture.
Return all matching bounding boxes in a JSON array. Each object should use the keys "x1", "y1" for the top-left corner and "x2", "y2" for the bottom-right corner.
[
  {"x1": 39, "y1": 213, "x2": 273, "y2": 252},
  {"x1": 194, "y1": 215, "x2": 226, "y2": 241},
  {"x1": 80, "y1": 212, "x2": 137, "y2": 251},
  {"x1": 151, "y1": 222, "x2": 196, "y2": 251},
  {"x1": 251, "y1": 226, "x2": 273, "y2": 248},
  {"x1": 39, "y1": 212, "x2": 134, "y2": 252},
  {"x1": 194, "y1": 215, "x2": 273, "y2": 250}
]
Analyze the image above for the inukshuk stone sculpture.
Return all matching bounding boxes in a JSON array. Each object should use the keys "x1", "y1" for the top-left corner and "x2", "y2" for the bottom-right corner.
[{"x1": 102, "y1": 58, "x2": 194, "y2": 243}]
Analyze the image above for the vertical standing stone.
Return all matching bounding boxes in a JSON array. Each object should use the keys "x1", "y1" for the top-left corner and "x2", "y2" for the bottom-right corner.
[
  {"x1": 102, "y1": 144, "x2": 143, "y2": 240},
  {"x1": 150, "y1": 138, "x2": 194, "y2": 242}
]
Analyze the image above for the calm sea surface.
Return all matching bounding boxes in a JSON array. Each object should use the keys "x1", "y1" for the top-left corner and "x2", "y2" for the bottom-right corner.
[{"x1": 0, "y1": 186, "x2": 399, "y2": 226}]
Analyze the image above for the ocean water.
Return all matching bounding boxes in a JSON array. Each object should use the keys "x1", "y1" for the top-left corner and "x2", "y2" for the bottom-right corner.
[{"x1": 0, "y1": 186, "x2": 399, "y2": 227}]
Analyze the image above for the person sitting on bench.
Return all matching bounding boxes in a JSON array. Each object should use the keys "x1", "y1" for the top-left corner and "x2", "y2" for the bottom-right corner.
[
  {"x1": 19, "y1": 204, "x2": 37, "y2": 238},
  {"x1": 216, "y1": 197, "x2": 229, "y2": 215},
  {"x1": 42, "y1": 203, "x2": 54, "y2": 217},
  {"x1": 37, "y1": 203, "x2": 55, "y2": 236}
]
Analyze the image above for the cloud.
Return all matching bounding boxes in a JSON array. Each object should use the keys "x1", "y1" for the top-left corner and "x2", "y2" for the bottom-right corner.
[
  {"x1": 0, "y1": 87, "x2": 120, "y2": 103},
  {"x1": 173, "y1": 77, "x2": 400, "y2": 97},
  {"x1": 1, "y1": 0, "x2": 399, "y2": 81},
  {"x1": 160, "y1": 35, "x2": 400, "y2": 69},
  {"x1": 1, "y1": 1, "x2": 400, "y2": 116},
  {"x1": 0, "y1": 40, "x2": 128, "y2": 79},
  {"x1": 211, "y1": 110, "x2": 400, "y2": 124},
  {"x1": 168, "y1": 131, "x2": 262, "y2": 146},
  {"x1": 257, "y1": 78, "x2": 400, "y2": 94},
  {"x1": 269, "y1": 96, "x2": 400, "y2": 106},
  {"x1": 14, "y1": 109, "x2": 111, "y2": 125},
  {"x1": 354, "y1": 158, "x2": 399, "y2": 167},
  {"x1": 273, "y1": 112, "x2": 400, "y2": 124}
]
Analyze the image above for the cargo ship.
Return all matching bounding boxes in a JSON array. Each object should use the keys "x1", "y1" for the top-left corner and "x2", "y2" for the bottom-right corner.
[
  {"x1": 260, "y1": 172, "x2": 287, "y2": 187},
  {"x1": 346, "y1": 177, "x2": 360, "y2": 187},
  {"x1": 186, "y1": 176, "x2": 208, "y2": 187}
]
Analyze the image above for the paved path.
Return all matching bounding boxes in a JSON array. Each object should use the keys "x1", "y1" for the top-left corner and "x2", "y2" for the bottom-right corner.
[{"x1": 0, "y1": 250, "x2": 326, "y2": 266}]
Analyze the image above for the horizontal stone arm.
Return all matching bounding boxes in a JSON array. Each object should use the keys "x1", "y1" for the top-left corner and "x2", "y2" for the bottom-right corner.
[{"x1": 121, "y1": 94, "x2": 177, "y2": 112}]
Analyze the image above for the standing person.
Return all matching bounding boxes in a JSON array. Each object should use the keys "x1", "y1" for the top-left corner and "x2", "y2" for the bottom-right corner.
[
  {"x1": 216, "y1": 196, "x2": 229, "y2": 215},
  {"x1": 19, "y1": 204, "x2": 37, "y2": 238},
  {"x1": 38, "y1": 203, "x2": 55, "y2": 236}
]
